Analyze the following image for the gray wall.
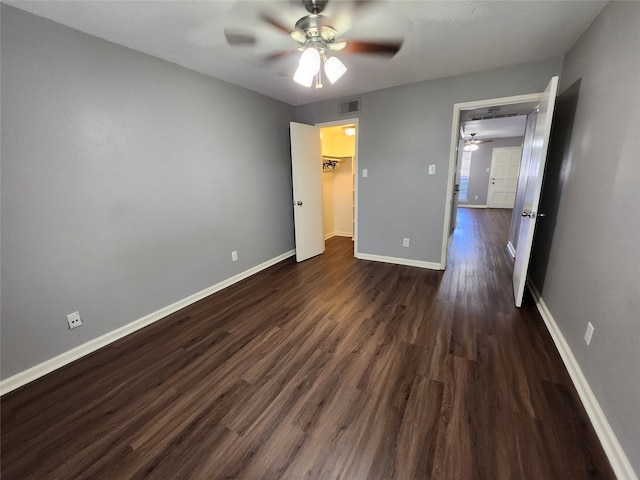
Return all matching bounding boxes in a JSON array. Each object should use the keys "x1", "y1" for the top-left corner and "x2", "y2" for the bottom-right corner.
[
  {"x1": 296, "y1": 58, "x2": 563, "y2": 263},
  {"x1": 532, "y1": 1, "x2": 640, "y2": 474},
  {"x1": 460, "y1": 136, "x2": 524, "y2": 207},
  {"x1": 1, "y1": 6, "x2": 295, "y2": 379}
]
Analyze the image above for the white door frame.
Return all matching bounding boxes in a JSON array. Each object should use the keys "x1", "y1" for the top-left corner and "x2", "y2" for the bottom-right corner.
[
  {"x1": 441, "y1": 93, "x2": 541, "y2": 269},
  {"x1": 316, "y1": 118, "x2": 359, "y2": 257}
]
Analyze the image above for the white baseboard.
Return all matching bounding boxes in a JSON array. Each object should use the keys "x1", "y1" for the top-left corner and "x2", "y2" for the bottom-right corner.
[
  {"x1": 528, "y1": 280, "x2": 638, "y2": 480},
  {"x1": 0, "y1": 249, "x2": 296, "y2": 396},
  {"x1": 459, "y1": 204, "x2": 487, "y2": 209},
  {"x1": 324, "y1": 231, "x2": 353, "y2": 240},
  {"x1": 356, "y1": 252, "x2": 442, "y2": 270},
  {"x1": 507, "y1": 241, "x2": 516, "y2": 258}
]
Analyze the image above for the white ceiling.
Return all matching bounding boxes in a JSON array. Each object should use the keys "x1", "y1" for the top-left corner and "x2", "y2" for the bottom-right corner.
[
  {"x1": 463, "y1": 116, "x2": 527, "y2": 140},
  {"x1": 6, "y1": 0, "x2": 606, "y2": 106}
]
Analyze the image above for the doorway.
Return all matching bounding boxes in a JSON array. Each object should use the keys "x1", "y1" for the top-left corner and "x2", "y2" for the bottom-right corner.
[
  {"x1": 444, "y1": 77, "x2": 559, "y2": 307},
  {"x1": 316, "y1": 118, "x2": 359, "y2": 256},
  {"x1": 443, "y1": 93, "x2": 540, "y2": 268}
]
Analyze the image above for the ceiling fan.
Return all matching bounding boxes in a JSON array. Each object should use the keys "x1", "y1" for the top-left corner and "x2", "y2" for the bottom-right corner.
[
  {"x1": 224, "y1": 0, "x2": 404, "y2": 89},
  {"x1": 463, "y1": 133, "x2": 492, "y2": 151}
]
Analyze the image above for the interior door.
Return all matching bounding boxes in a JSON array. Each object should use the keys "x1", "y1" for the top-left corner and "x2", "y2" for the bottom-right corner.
[
  {"x1": 290, "y1": 122, "x2": 324, "y2": 262},
  {"x1": 512, "y1": 76, "x2": 559, "y2": 306},
  {"x1": 449, "y1": 139, "x2": 463, "y2": 236},
  {"x1": 487, "y1": 147, "x2": 522, "y2": 208}
]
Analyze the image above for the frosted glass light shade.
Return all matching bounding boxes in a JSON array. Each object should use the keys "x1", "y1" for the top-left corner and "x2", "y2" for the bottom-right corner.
[
  {"x1": 294, "y1": 47, "x2": 321, "y2": 86},
  {"x1": 300, "y1": 46, "x2": 320, "y2": 71},
  {"x1": 324, "y1": 56, "x2": 347, "y2": 84},
  {"x1": 294, "y1": 68, "x2": 314, "y2": 87},
  {"x1": 463, "y1": 143, "x2": 479, "y2": 152}
]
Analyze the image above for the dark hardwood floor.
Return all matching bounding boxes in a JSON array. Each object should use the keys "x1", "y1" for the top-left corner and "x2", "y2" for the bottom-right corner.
[{"x1": 1, "y1": 208, "x2": 614, "y2": 479}]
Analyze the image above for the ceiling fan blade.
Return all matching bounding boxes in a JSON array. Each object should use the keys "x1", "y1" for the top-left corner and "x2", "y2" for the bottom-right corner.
[
  {"x1": 260, "y1": 12, "x2": 294, "y2": 35},
  {"x1": 354, "y1": 0, "x2": 375, "y2": 8},
  {"x1": 261, "y1": 50, "x2": 296, "y2": 66},
  {"x1": 224, "y1": 29, "x2": 257, "y2": 46},
  {"x1": 339, "y1": 40, "x2": 403, "y2": 57}
]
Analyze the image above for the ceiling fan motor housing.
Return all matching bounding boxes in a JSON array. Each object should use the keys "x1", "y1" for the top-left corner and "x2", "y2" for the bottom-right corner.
[
  {"x1": 303, "y1": 0, "x2": 329, "y2": 15},
  {"x1": 295, "y1": 15, "x2": 337, "y2": 45}
]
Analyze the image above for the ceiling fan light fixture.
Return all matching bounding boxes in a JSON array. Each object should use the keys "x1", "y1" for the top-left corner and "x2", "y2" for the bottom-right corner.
[
  {"x1": 324, "y1": 56, "x2": 347, "y2": 84},
  {"x1": 463, "y1": 143, "x2": 479, "y2": 152}
]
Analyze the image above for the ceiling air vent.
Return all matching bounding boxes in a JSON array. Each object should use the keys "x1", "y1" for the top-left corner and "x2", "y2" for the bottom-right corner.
[{"x1": 338, "y1": 98, "x2": 360, "y2": 115}]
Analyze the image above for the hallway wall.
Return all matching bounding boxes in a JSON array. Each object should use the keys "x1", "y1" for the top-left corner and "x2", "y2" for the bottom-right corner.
[{"x1": 533, "y1": 2, "x2": 640, "y2": 475}]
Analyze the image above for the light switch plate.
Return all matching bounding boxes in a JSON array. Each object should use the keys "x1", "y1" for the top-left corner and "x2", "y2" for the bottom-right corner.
[{"x1": 584, "y1": 322, "x2": 594, "y2": 345}]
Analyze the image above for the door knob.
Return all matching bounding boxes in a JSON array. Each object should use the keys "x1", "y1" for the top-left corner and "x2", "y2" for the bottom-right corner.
[
  {"x1": 521, "y1": 211, "x2": 532, "y2": 217},
  {"x1": 294, "y1": 201, "x2": 303, "y2": 206}
]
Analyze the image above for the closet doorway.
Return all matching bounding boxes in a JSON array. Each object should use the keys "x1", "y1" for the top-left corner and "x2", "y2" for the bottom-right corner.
[{"x1": 317, "y1": 119, "x2": 358, "y2": 255}]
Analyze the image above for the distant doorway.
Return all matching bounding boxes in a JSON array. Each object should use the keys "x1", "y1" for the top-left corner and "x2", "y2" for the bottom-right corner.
[{"x1": 487, "y1": 147, "x2": 523, "y2": 209}]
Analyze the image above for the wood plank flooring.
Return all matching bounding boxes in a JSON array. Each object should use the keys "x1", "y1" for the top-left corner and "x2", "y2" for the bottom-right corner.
[{"x1": 1, "y1": 208, "x2": 614, "y2": 479}]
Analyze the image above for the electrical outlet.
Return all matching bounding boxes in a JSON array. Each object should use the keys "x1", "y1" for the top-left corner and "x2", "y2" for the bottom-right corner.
[
  {"x1": 362, "y1": 169, "x2": 368, "y2": 178},
  {"x1": 67, "y1": 311, "x2": 82, "y2": 329},
  {"x1": 584, "y1": 322, "x2": 594, "y2": 345},
  {"x1": 428, "y1": 165, "x2": 436, "y2": 175},
  {"x1": 231, "y1": 251, "x2": 238, "y2": 262},
  {"x1": 403, "y1": 238, "x2": 410, "y2": 247}
]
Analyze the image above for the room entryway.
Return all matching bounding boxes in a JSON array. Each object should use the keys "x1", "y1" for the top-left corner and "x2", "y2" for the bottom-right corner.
[
  {"x1": 290, "y1": 119, "x2": 359, "y2": 263},
  {"x1": 444, "y1": 77, "x2": 559, "y2": 306},
  {"x1": 319, "y1": 124, "x2": 355, "y2": 242}
]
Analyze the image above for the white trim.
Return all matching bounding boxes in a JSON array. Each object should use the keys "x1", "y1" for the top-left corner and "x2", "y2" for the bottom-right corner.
[
  {"x1": 459, "y1": 204, "x2": 487, "y2": 209},
  {"x1": 324, "y1": 231, "x2": 353, "y2": 240},
  {"x1": 507, "y1": 241, "x2": 516, "y2": 258},
  {"x1": 442, "y1": 92, "x2": 542, "y2": 270},
  {"x1": 315, "y1": 118, "x2": 359, "y2": 258},
  {"x1": 356, "y1": 253, "x2": 442, "y2": 270},
  {"x1": 528, "y1": 280, "x2": 638, "y2": 480},
  {"x1": 0, "y1": 249, "x2": 296, "y2": 396}
]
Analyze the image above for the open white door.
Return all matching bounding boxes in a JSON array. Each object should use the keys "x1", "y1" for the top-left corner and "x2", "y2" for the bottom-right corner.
[
  {"x1": 290, "y1": 122, "x2": 324, "y2": 262},
  {"x1": 513, "y1": 77, "x2": 559, "y2": 306}
]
